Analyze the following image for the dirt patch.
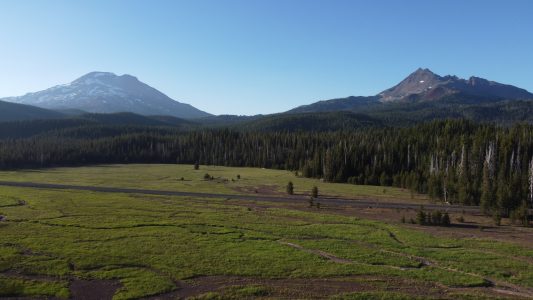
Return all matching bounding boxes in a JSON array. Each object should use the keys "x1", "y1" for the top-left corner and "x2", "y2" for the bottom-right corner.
[
  {"x1": 231, "y1": 184, "x2": 284, "y2": 196},
  {"x1": 70, "y1": 279, "x2": 121, "y2": 300},
  {"x1": 1, "y1": 270, "x2": 62, "y2": 283},
  {"x1": 143, "y1": 275, "x2": 449, "y2": 299}
]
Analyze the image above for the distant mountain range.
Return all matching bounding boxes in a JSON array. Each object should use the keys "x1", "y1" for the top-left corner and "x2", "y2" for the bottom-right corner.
[
  {"x1": 288, "y1": 68, "x2": 533, "y2": 113},
  {"x1": 1, "y1": 72, "x2": 210, "y2": 119},
  {"x1": 1, "y1": 68, "x2": 532, "y2": 128}
]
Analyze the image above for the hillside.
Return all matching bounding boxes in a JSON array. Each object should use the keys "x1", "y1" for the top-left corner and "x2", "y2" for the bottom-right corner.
[
  {"x1": 240, "y1": 111, "x2": 382, "y2": 131},
  {"x1": 0, "y1": 100, "x2": 65, "y2": 122},
  {"x1": 0, "y1": 112, "x2": 195, "y2": 139}
]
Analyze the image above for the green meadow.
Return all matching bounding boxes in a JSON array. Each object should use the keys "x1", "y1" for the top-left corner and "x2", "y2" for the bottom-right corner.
[
  {"x1": 0, "y1": 164, "x2": 429, "y2": 202},
  {"x1": 0, "y1": 165, "x2": 531, "y2": 299}
]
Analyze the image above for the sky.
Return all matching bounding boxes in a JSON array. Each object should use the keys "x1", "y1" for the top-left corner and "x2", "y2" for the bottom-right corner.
[{"x1": 1, "y1": 0, "x2": 532, "y2": 115}]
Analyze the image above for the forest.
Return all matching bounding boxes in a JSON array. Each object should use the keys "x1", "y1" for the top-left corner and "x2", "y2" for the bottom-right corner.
[{"x1": 0, "y1": 119, "x2": 532, "y2": 218}]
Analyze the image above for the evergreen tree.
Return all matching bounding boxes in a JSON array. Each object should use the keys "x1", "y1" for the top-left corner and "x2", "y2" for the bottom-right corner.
[
  {"x1": 481, "y1": 143, "x2": 496, "y2": 213},
  {"x1": 529, "y1": 158, "x2": 533, "y2": 207},
  {"x1": 441, "y1": 212, "x2": 451, "y2": 226},
  {"x1": 311, "y1": 186, "x2": 318, "y2": 198},
  {"x1": 416, "y1": 207, "x2": 426, "y2": 225},
  {"x1": 286, "y1": 181, "x2": 294, "y2": 195},
  {"x1": 457, "y1": 144, "x2": 473, "y2": 205}
]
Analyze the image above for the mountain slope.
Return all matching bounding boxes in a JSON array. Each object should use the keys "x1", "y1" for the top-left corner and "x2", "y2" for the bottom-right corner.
[
  {"x1": 1, "y1": 72, "x2": 211, "y2": 119},
  {"x1": 287, "y1": 96, "x2": 379, "y2": 114},
  {"x1": 240, "y1": 111, "x2": 382, "y2": 132},
  {"x1": 0, "y1": 100, "x2": 65, "y2": 122}
]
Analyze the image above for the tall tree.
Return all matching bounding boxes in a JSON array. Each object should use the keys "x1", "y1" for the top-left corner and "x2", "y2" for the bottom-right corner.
[{"x1": 481, "y1": 142, "x2": 496, "y2": 212}]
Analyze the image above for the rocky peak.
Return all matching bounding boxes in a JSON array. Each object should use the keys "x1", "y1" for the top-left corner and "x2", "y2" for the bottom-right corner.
[{"x1": 379, "y1": 68, "x2": 444, "y2": 102}]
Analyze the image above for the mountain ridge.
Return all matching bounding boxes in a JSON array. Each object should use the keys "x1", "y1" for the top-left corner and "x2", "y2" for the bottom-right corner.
[
  {"x1": 287, "y1": 68, "x2": 533, "y2": 114},
  {"x1": 379, "y1": 68, "x2": 533, "y2": 102}
]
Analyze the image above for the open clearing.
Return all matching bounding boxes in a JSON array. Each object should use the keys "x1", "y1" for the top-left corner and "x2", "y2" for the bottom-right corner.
[
  {"x1": 0, "y1": 164, "x2": 532, "y2": 299},
  {"x1": 0, "y1": 164, "x2": 430, "y2": 203}
]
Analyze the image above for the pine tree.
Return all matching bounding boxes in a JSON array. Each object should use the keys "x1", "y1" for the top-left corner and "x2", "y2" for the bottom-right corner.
[
  {"x1": 496, "y1": 172, "x2": 511, "y2": 217},
  {"x1": 529, "y1": 158, "x2": 533, "y2": 208},
  {"x1": 416, "y1": 207, "x2": 426, "y2": 225},
  {"x1": 457, "y1": 144, "x2": 473, "y2": 205},
  {"x1": 311, "y1": 186, "x2": 318, "y2": 198},
  {"x1": 481, "y1": 143, "x2": 496, "y2": 213},
  {"x1": 286, "y1": 181, "x2": 294, "y2": 195},
  {"x1": 441, "y1": 212, "x2": 451, "y2": 226}
]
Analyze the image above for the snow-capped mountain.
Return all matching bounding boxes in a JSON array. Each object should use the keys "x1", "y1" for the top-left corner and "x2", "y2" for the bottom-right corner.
[{"x1": 1, "y1": 72, "x2": 211, "y2": 119}]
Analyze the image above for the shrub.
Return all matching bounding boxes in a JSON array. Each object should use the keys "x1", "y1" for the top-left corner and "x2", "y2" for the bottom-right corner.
[
  {"x1": 431, "y1": 210, "x2": 442, "y2": 225},
  {"x1": 204, "y1": 173, "x2": 211, "y2": 180},
  {"x1": 510, "y1": 202, "x2": 530, "y2": 227},
  {"x1": 492, "y1": 211, "x2": 502, "y2": 226},
  {"x1": 416, "y1": 207, "x2": 426, "y2": 225},
  {"x1": 286, "y1": 181, "x2": 294, "y2": 195},
  {"x1": 311, "y1": 186, "x2": 318, "y2": 198},
  {"x1": 441, "y1": 212, "x2": 451, "y2": 226}
]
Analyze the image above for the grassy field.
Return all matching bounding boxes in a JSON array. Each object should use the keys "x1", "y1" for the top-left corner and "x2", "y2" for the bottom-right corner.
[
  {"x1": 0, "y1": 164, "x2": 429, "y2": 203},
  {"x1": 0, "y1": 165, "x2": 532, "y2": 299}
]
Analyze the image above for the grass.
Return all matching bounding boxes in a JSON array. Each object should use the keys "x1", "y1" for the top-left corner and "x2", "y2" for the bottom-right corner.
[
  {"x1": 0, "y1": 275, "x2": 69, "y2": 298},
  {"x1": 0, "y1": 164, "x2": 429, "y2": 202},
  {"x1": 0, "y1": 196, "x2": 22, "y2": 207},
  {"x1": 0, "y1": 165, "x2": 531, "y2": 299}
]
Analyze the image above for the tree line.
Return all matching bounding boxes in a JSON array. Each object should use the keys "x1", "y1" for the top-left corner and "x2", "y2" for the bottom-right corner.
[{"x1": 0, "y1": 119, "x2": 532, "y2": 217}]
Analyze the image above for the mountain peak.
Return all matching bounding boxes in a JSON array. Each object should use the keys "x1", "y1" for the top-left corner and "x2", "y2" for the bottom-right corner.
[
  {"x1": 407, "y1": 68, "x2": 439, "y2": 80},
  {"x1": 379, "y1": 68, "x2": 443, "y2": 102},
  {"x1": 76, "y1": 71, "x2": 116, "y2": 80},
  {"x1": 73, "y1": 72, "x2": 140, "y2": 85},
  {"x1": 413, "y1": 67, "x2": 434, "y2": 75}
]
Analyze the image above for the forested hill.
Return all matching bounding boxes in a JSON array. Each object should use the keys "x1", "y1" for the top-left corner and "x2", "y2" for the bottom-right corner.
[
  {"x1": 1, "y1": 119, "x2": 532, "y2": 217},
  {"x1": 2, "y1": 97, "x2": 533, "y2": 133},
  {"x1": 238, "y1": 112, "x2": 382, "y2": 132},
  {"x1": 0, "y1": 112, "x2": 195, "y2": 139},
  {"x1": 0, "y1": 100, "x2": 65, "y2": 122},
  {"x1": 0, "y1": 111, "x2": 382, "y2": 140},
  {"x1": 286, "y1": 97, "x2": 533, "y2": 126}
]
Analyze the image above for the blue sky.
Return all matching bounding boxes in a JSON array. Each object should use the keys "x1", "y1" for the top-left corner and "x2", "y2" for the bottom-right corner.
[{"x1": 1, "y1": 0, "x2": 532, "y2": 115}]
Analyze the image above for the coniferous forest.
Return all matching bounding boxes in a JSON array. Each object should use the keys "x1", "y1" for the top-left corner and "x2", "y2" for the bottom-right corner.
[{"x1": 1, "y1": 119, "x2": 532, "y2": 217}]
